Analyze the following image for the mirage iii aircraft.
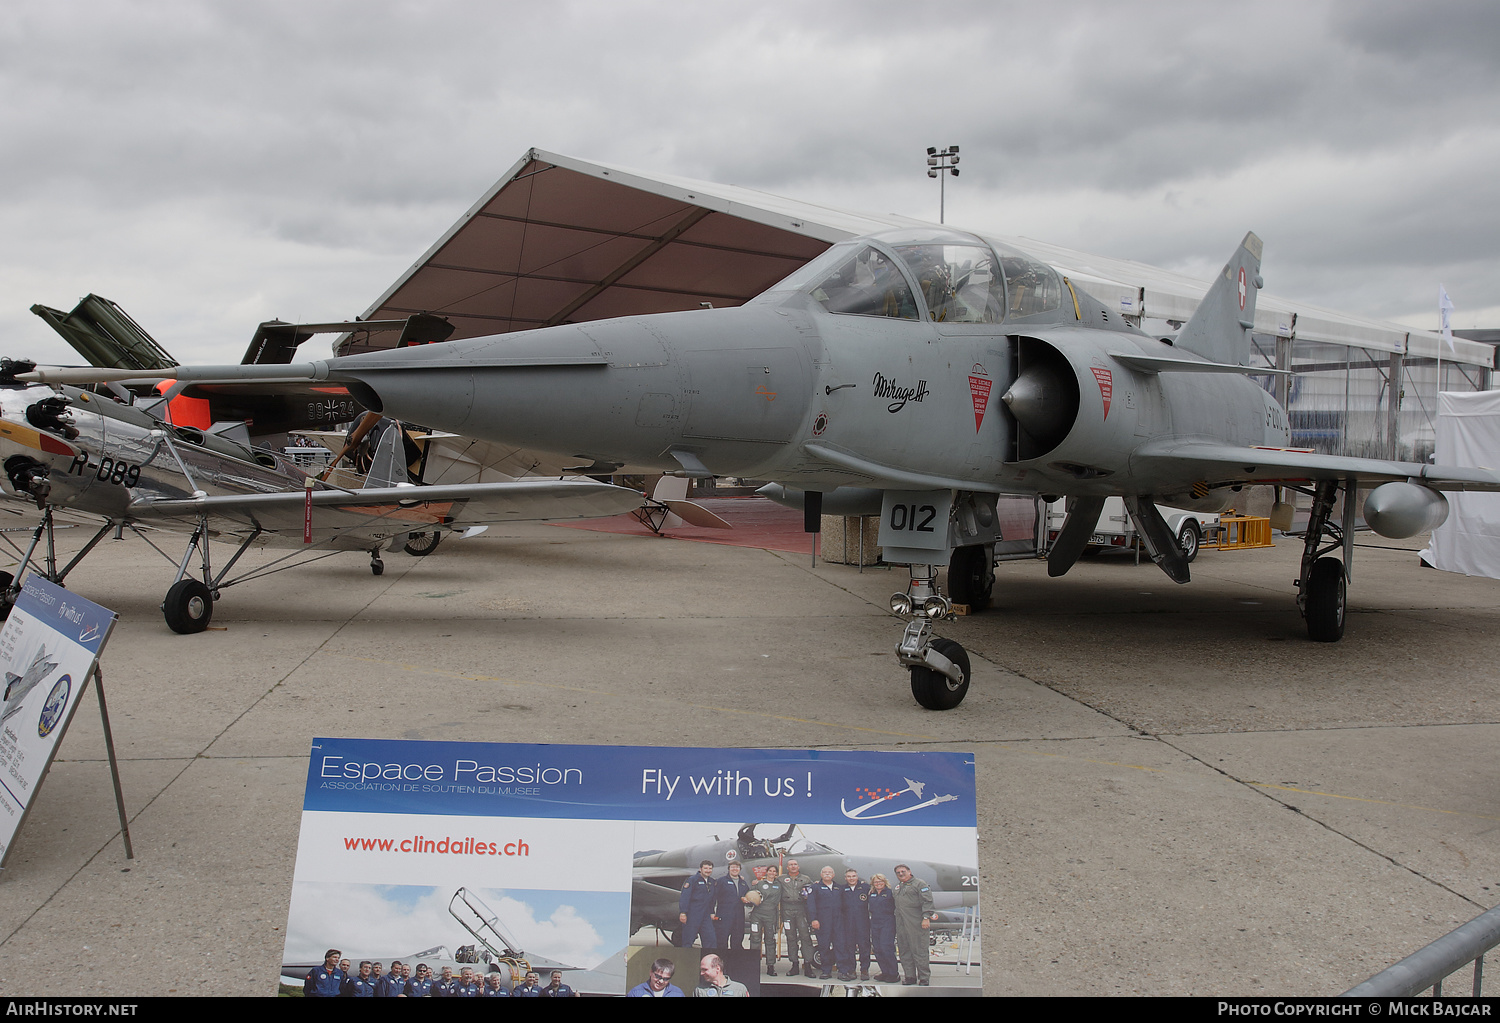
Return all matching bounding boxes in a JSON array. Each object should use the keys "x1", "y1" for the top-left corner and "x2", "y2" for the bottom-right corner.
[{"x1": 29, "y1": 228, "x2": 1500, "y2": 706}]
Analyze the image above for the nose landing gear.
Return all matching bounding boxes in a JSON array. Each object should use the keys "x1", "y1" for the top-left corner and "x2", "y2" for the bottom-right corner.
[{"x1": 891, "y1": 563, "x2": 971, "y2": 710}]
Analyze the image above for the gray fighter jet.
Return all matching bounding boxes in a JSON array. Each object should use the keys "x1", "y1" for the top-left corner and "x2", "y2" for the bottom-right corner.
[
  {"x1": 30, "y1": 228, "x2": 1498, "y2": 707},
  {"x1": 631, "y1": 824, "x2": 977, "y2": 944},
  {"x1": 2, "y1": 644, "x2": 60, "y2": 725}
]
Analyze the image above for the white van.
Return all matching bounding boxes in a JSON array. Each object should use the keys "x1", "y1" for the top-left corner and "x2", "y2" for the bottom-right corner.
[{"x1": 1043, "y1": 497, "x2": 1220, "y2": 562}]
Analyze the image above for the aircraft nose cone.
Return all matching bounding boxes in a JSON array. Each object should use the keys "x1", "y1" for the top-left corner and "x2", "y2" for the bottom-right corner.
[{"x1": 334, "y1": 306, "x2": 809, "y2": 478}]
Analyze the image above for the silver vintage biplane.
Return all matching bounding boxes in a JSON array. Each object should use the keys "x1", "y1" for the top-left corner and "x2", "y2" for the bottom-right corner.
[{"x1": 0, "y1": 361, "x2": 642, "y2": 633}]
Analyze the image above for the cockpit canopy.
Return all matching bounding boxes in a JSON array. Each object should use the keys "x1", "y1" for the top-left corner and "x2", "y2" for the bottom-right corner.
[
  {"x1": 777, "y1": 227, "x2": 1063, "y2": 324},
  {"x1": 786, "y1": 838, "x2": 838, "y2": 857},
  {"x1": 809, "y1": 245, "x2": 921, "y2": 320}
]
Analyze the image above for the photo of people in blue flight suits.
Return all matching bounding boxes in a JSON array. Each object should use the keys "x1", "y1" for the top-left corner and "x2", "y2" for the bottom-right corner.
[{"x1": 628, "y1": 818, "x2": 980, "y2": 994}]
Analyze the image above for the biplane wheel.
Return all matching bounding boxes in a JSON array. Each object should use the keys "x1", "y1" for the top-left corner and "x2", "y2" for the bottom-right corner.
[
  {"x1": 163, "y1": 579, "x2": 213, "y2": 634},
  {"x1": 946, "y1": 545, "x2": 992, "y2": 611},
  {"x1": 1305, "y1": 556, "x2": 1345, "y2": 643},
  {"x1": 403, "y1": 532, "x2": 442, "y2": 556},
  {"x1": 1178, "y1": 520, "x2": 1201, "y2": 563},
  {"x1": 371, "y1": 559, "x2": 384, "y2": 576},
  {"x1": 909, "y1": 638, "x2": 970, "y2": 711}
]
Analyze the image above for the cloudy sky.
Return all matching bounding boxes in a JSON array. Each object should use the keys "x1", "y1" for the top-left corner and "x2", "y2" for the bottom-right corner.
[
  {"x1": 4, "y1": 0, "x2": 1498, "y2": 365},
  {"x1": 283, "y1": 882, "x2": 623, "y2": 969}
]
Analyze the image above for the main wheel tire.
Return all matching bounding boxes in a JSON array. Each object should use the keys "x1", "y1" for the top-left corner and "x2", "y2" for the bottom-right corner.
[
  {"x1": 1305, "y1": 556, "x2": 1346, "y2": 642},
  {"x1": 946, "y1": 545, "x2": 993, "y2": 611},
  {"x1": 909, "y1": 638, "x2": 971, "y2": 710},
  {"x1": 163, "y1": 579, "x2": 214, "y2": 634},
  {"x1": 371, "y1": 558, "x2": 384, "y2": 577},
  {"x1": 1177, "y1": 520, "x2": 1202, "y2": 563},
  {"x1": 403, "y1": 532, "x2": 442, "y2": 556}
]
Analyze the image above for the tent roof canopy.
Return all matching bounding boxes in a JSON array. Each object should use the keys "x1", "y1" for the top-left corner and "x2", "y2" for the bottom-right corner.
[{"x1": 340, "y1": 148, "x2": 1490, "y2": 368}]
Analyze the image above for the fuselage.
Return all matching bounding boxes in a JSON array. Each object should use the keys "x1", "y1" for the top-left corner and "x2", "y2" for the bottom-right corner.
[
  {"x1": 326, "y1": 226, "x2": 1290, "y2": 503},
  {"x1": 0, "y1": 384, "x2": 299, "y2": 518},
  {"x1": 0, "y1": 384, "x2": 435, "y2": 550}
]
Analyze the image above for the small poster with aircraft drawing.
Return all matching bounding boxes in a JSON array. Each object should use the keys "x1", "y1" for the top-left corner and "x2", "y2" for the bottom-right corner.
[
  {"x1": 0, "y1": 574, "x2": 117, "y2": 869},
  {"x1": 283, "y1": 739, "x2": 978, "y2": 996}
]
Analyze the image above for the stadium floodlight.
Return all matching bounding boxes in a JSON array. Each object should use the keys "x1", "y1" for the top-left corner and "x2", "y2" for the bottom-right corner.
[{"x1": 925, "y1": 146, "x2": 961, "y2": 223}]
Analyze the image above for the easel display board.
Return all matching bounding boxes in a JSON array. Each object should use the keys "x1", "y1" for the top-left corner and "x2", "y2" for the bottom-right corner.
[{"x1": 0, "y1": 574, "x2": 117, "y2": 869}]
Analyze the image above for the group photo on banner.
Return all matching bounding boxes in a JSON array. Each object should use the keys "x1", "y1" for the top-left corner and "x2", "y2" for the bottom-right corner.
[{"x1": 281, "y1": 740, "x2": 979, "y2": 997}]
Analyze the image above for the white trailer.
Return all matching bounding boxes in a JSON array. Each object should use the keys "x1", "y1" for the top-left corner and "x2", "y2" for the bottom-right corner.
[{"x1": 1044, "y1": 498, "x2": 1220, "y2": 562}]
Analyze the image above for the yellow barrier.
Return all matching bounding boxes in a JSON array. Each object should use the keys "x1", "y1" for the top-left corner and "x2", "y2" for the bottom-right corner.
[{"x1": 1215, "y1": 513, "x2": 1275, "y2": 550}]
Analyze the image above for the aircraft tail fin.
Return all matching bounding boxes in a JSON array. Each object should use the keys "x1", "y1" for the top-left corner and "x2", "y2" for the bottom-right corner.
[
  {"x1": 639, "y1": 475, "x2": 733, "y2": 531},
  {"x1": 363, "y1": 422, "x2": 407, "y2": 489},
  {"x1": 1173, "y1": 232, "x2": 1263, "y2": 366}
]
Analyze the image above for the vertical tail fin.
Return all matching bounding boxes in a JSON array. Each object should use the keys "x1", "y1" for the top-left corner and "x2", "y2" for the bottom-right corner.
[
  {"x1": 1174, "y1": 232, "x2": 1263, "y2": 366},
  {"x1": 364, "y1": 422, "x2": 407, "y2": 489}
]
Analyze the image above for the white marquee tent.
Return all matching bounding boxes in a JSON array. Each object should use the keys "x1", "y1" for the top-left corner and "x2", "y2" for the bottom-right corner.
[{"x1": 1421, "y1": 390, "x2": 1500, "y2": 579}]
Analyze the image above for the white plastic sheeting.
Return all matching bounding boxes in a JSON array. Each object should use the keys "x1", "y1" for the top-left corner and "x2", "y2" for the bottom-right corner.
[{"x1": 1421, "y1": 390, "x2": 1500, "y2": 578}]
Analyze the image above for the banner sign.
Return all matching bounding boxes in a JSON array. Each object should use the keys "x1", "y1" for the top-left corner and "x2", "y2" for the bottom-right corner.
[
  {"x1": 0, "y1": 575, "x2": 117, "y2": 869},
  {"x1": 284, "y1": 738, "x2": 980, "y2": 996}
]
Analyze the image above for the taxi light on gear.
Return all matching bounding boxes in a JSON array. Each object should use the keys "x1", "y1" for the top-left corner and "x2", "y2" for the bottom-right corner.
[
  {"x1": 922, "y1": 595, "x2": 952, "y2": 619},
  {"x1": 890, "y1": 593, "x2": 914, "y2": 616}
]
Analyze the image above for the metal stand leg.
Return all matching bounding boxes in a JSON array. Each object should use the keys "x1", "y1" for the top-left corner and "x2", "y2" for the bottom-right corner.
[{"x1": 90, "y1": 665, "x2": 133, "y2": 860}]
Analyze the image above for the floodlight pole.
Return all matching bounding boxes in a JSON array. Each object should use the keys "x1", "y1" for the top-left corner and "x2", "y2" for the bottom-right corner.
[{"x1": 926, "y1": 146, "x2": 960, "y2": 224}]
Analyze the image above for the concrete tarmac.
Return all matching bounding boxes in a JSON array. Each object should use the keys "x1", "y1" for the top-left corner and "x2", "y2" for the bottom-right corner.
[{"x1": 0, "y1": 520, "x2": 1497, "y2": 996}]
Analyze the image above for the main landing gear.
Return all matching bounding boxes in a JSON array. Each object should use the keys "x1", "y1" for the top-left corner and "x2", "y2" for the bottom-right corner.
[
  {"x1": 156, "y1": 517, "x2": 264, "y2": 634},
  {"x1": 0, "y1": 506, "x2": 117, "y2": 620},
  {"x1": 403, "y1": 531, "x2": 442, "y2": 556},
  {"x1": 162, "y1": 579, "x2": 213, "y2": 633},
  {"x1": 1296, "y1": 478, "x2": 1351, "y2": 642}
]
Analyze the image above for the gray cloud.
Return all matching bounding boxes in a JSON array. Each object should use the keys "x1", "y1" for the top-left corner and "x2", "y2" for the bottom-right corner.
[{"x1": 3, "y1": 0, "x2": 1498, "y2": 366}]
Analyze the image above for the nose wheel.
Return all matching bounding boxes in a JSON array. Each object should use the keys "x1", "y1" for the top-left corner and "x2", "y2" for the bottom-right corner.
[
  {"x1": 892, "y1": 563, "x2": 971, "y2": 710},
  {"x1": 908, "y1": 637, "x2": 970, "y2": 710},
  {"x1": 371, "y1": 553, "x2": 384, "y2": 576}
]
